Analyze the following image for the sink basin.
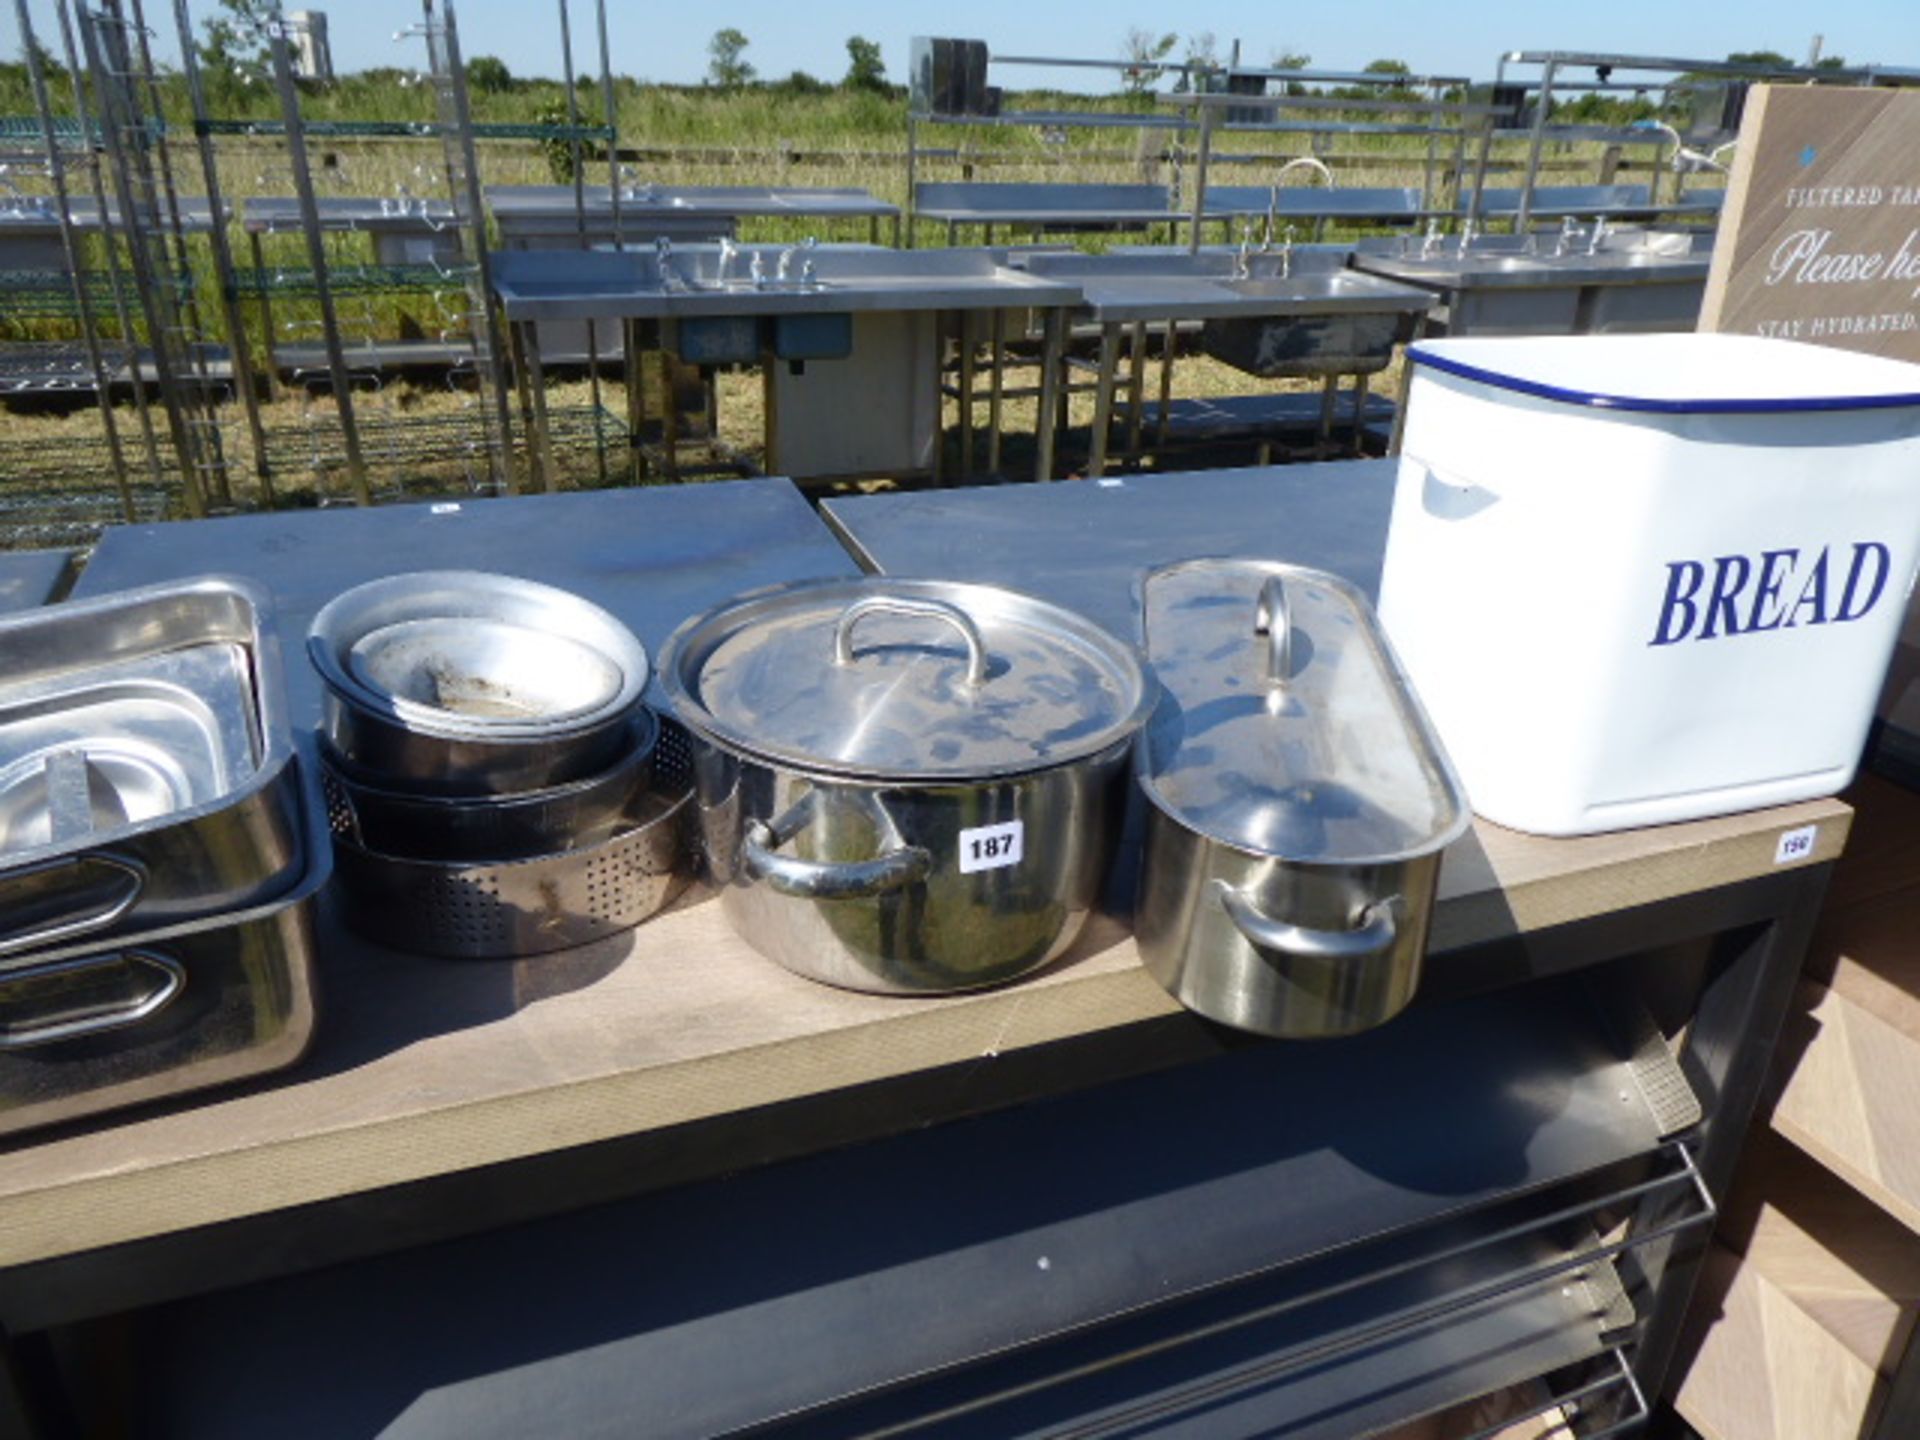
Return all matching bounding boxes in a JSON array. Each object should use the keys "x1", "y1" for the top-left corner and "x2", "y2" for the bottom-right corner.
[
  {"x1": 684, "y1": 276, "x2": 834, "y2": 295},
  {"x1": 1215, "y1": 271, "x2": 1425, "y2": 307}
]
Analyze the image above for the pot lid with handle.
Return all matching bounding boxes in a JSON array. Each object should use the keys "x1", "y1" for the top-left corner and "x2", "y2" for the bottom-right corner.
[
  {"x1": 1137, "y1": 559, "x2": 1469, "y2": 864},
  {"x1": 660, "y1": 578, "x2": 1154, "y2": 781}
]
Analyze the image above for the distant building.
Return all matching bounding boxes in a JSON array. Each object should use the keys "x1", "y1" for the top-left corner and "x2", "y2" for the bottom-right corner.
[{"x1": 286, "y1": 11, "x2": 334, "y2": 85}]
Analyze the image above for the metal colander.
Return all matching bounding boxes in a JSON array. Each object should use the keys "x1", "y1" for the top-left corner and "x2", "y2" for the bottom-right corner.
[{"x1": 325, "y1": 721, "x2": 695, "y2": 960}]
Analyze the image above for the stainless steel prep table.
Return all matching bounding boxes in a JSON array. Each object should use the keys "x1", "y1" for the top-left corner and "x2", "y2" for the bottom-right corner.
[
  {"x1": 0, "y1": 472, "x2": 1847, "y2": 1438},
  {"x1": 486, "y1": 183, "x2": 903, "y2": 247},
  {"x1": 911, "y1": 182, "x2": 1199, "y2": 248}
]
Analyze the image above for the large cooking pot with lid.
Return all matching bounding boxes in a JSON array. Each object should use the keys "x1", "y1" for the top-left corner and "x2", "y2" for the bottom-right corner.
[
  {"x1": 660, "y1": 578, "x2": 1155, "y2": 994},
  {"x1": 308, "y1": 571, "x2": 649, "y2": 794},
  {"x1": 1134, "y1": 559, "x2": 1469, "y2": 1038}
]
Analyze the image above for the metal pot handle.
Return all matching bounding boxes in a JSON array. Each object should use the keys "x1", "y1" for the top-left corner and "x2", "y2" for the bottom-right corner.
[
  {"x1": 832, "y1": 596, "x2": 989, "y2": 688},
  {"x1": 0, "y1": 852, "x2": 148, "y2": 958},
  {"x1": 1213, "y1": 881, "x2": 1399, "y2": 962},
  {"x1": 1254, "y1": 575, "x2": 1291, "y2": 687},
  {"x1": 0, "y1": 948, "x2": 185, "y2": 1050},
  {"x1": 743, "y1": 794, "x2": 932, "y2": 900}
]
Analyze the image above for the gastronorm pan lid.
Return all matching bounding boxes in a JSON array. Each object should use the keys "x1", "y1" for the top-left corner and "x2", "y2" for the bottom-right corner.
[
  {"x1": 1137, "y1": 559, "x2": 1469, "y2": 864},
  {"x1": 660, "y1": 577, "x2": 1154, "y2": 781}
]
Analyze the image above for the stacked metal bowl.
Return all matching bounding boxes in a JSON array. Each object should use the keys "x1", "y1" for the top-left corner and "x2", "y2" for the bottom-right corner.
[{"x1": 309, "y1": 571, "x2": 690, "y2": 959}]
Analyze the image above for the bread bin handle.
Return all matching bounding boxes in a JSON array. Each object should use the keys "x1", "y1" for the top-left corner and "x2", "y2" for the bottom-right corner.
[
  {"x1": 832, "y1": 596, "x2": 989, "y2": 688},
  {"x1": 743, "y1": 795, "x2": 932, "y2": 900},
  {"x1": 0, "y1": 948, "x2": 185, "y2": 1049},
  {"x1": 1213, "y1": 881, "x2": 1399, "y2": 962}
]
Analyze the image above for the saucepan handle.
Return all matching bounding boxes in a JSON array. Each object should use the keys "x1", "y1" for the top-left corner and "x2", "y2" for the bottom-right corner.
[
  {"x1": 1213, "y1": 881, "x2": 1399, "y2": 962},
  {"x1": 832, "y1": 596, "x2": 989, "y2": 688},
  {"x1": 0, "y1": 948, "x2": 185, "y2": 1050},
  {"x1": 743, "y1": 794, "x2": 932, "y2": 900},
  {"x1": 0, "y1": 852, "x2": 148, "y2": 958}
]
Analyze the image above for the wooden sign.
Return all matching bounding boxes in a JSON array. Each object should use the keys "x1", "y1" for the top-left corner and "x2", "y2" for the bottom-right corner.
[{"x1": 1699, "y1": 85, "x2": 1920, "y2": 361}]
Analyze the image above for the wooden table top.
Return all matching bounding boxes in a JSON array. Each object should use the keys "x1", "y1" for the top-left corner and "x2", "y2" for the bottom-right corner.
[{"x1": 0, "y1": 792, "x2": 1849, "y2": 1270}]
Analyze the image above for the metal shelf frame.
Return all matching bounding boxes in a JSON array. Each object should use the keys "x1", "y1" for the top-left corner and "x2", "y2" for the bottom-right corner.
[
  {"x1": 1487, "y1": 49, "x2": 1919, "y2": 230},
  {"x1": 167, "y1": 0, "x2": 626, "y2": 504},
  {"x1": 905, "y1": 41, "x2": 1496, "y2": 250}
]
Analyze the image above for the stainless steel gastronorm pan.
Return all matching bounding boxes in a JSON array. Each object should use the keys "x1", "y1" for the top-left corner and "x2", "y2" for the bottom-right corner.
[
  {"x1": 0, "y1": 576, "x2": 303, "y2": 957},
  {"x1": 0, "y1": 762, "x2": 329, "y2": 1136}
]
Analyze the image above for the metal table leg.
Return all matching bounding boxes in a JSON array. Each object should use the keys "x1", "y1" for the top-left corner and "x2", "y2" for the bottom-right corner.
[
  {"x1": 1157, "y1": 325, "x2": 1178, "y2": 448},
  {"x1": 623, "y1": 319, "x2": 647, "y2": 484},
  {"x1": 762, "y1": 349, "x2": 780, "y2": 478},
  {"x1": 249, "y1": 231, "x2": 279, "y2": 404},
  {"x1": 660, "y1": 323, "x2": 682, "y2": 484},
  {"x1": 1087, "y1": 323, "x2": 1121, "y2": 479},
  {"x1": 521, "y1": 321, "x2": 557, "y2": 493},
  {"x1": 987, "y1": 310, "x2": 1005, "y2": 477},
  {"x1": 1033, "y1": 308, "x2": 1065, "y2": 483},
  {"x1": 1351, "y1": 374, "x2": 1371, "y2": 457},
  {"x1": 957, "y1": 313, "x2": 975, "y2": 481},
  {"x1": 1124, "y1": 321, "x2": 1149, "y2": 461},
  {"x1": 506, "y1": 319, "x2": 539, "y2": 491},
  {"x1": 929, "y1": 312, "x2": 945, "y2": 488}
]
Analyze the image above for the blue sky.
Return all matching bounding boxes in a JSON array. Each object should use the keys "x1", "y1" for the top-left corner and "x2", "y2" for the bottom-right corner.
[{"x1": 6, "y1": 1, "x2": 1916, "y2": 86}]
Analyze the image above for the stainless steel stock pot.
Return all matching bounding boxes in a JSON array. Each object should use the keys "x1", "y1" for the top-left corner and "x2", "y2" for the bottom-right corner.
[{"x1": 661, "y1": 578, "x2": 1154, "y2": 994}]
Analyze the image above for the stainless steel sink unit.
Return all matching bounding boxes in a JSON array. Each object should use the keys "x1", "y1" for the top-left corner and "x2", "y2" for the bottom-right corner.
[
  {"x1": 1350, "y1": 230, "x2": 1712, "y2": 337},
  {"x1": 490, "y1": 246, "x2": 1086, "y2": 485},
  {"x1": 1016, "y1": 249, "x2": 1434, "y2": 475},
  {"x1": 0, "y1": 576, "x2": 327, "y2": 1135}
]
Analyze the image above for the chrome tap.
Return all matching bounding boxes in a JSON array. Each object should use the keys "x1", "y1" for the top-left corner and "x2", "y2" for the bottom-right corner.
[
  {"x1": 1234, "y1": 220, "x2": 1254, "y2": 279},
  {"x1": 654, "y1": 235, "x2": 682, "y2": 292},
  {"x1": 1635, "y1": 120, "x2": 1734, "y2": 175},
  {"x1": 1456, "y1": 218, "x2": 1477, "y2": 258},
  {"x1": 1586, "y1": 215, "x2": 1610, "y2": 255},
  {"x1": 776, "y1": 245, "x2": 799, "y2": 283},
  {"x1": 1420, "y1": 218, "x2": 1443, "y2": 260},
  {"x1": 717, "y1": 235, "x2": 739, "y2": 283},
  {"x1": 749, "y1": 250, "x2": 766, "y2": 289},
  {"x1": 1278, "y1": 223, "x2": 1296, "y2": 279},
  {"x1": 1265, "y1": 156, "x2": 1334, "y2": 252},
  {"x1": 1273, "y1": 155, "x2": 1335, "y2": 187},
  {"x1": 1554, "y1": 215, "x2": 1581, "y2": 258}
]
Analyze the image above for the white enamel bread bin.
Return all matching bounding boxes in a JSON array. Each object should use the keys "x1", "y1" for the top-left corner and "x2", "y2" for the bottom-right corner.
[{"x1": 1379, "y1": 333, "x2": 1920, "y2": 836}]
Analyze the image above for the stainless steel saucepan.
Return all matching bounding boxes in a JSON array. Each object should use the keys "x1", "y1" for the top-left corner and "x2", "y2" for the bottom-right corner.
[{"x1": 662, "y1": 578, "x2": 1155, "y2": 994}]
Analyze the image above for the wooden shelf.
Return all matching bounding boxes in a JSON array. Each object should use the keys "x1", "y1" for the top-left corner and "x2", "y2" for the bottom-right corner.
[
  {"x1": 1771, "y1": 778, "x2": 1920, "y2": 1234},
  {"x1": 1676, "y1": 1241, "x2": 1886, "y2": 1440},
  {"x1": 1678, "y1": 774, "x2": 1920, "y2": 1439}
]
